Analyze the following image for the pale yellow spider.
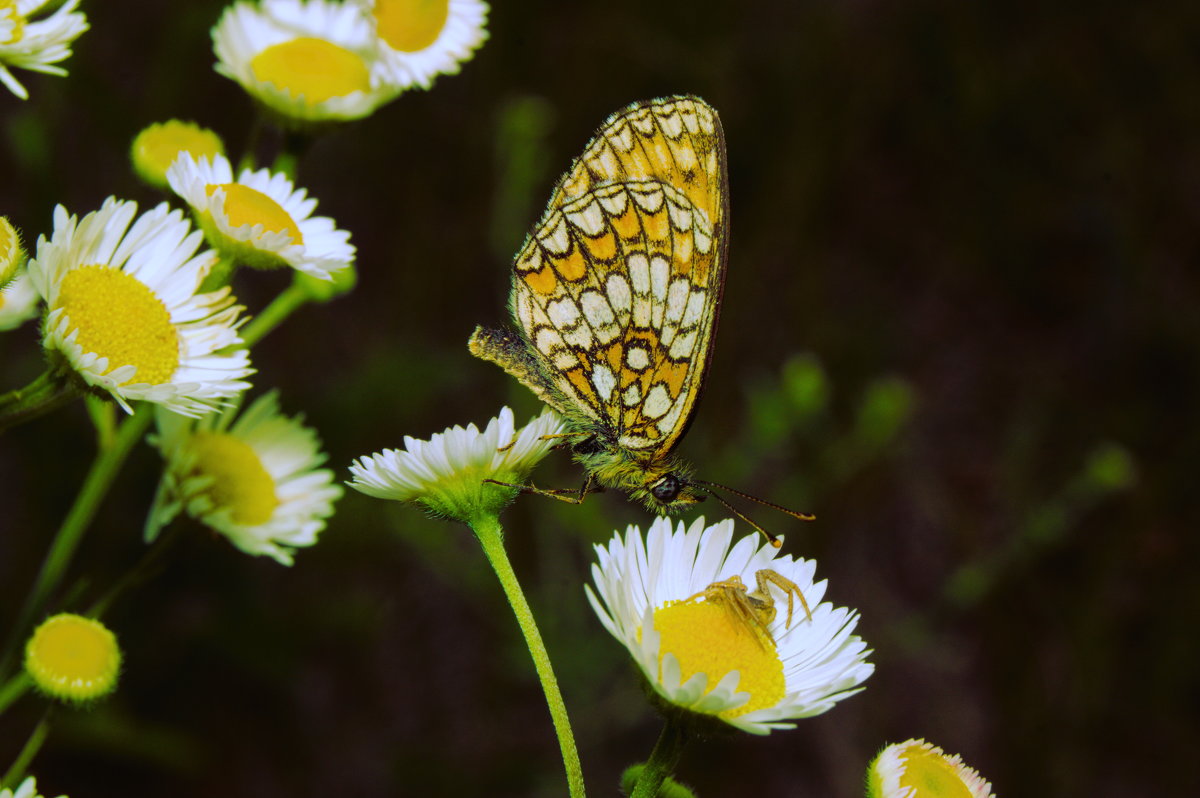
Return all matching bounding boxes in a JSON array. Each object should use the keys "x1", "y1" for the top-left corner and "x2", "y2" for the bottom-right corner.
[{"x1": 686, "y1": 569, "x2": 813, "y2": 646}]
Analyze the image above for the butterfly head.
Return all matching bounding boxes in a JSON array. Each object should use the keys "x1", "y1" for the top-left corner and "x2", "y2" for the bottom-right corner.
[{"x1": 640, "y1": 471, "x2": 707, "y2": 512}]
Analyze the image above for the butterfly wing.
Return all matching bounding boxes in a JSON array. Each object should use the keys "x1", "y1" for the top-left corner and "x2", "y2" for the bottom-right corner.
[{"x1": 470, "y1": 95, "x2": 728, "y2": 461}]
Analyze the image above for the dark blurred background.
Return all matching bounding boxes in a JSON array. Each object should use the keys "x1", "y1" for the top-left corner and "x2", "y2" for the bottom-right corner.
[{"x1": 2, "y1": 0, "x2": 1197, "y2": 795}]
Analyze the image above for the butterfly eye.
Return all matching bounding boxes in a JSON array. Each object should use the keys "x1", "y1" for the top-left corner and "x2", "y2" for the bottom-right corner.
[{"x1": 650, "y1": 474, "x2": 682, "y2": 503}]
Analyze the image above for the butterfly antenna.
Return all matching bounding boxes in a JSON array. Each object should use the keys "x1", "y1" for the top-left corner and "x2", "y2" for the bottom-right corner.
[
  {"x1": 698, "y1": 486, "x2": 784, "y2": 549},
  {"x1": 693, "y1": 480, "x2": 816, "y2": 522}
]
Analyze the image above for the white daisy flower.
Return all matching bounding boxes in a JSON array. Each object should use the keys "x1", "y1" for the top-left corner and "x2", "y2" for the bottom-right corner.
[
  {"x1": 587, "y1": 516, "x2": 874, "y2": 735},
  {"x1": 167, "y1": 152, "x2": 354, "y2": 280},
  {"x1": 360, "y1": 0, "x2": 488, "y2": 90},
  {"x1": 27, "y1": 197, "x2": 254, "y2": 416},
  {"x1": 213, "y1": 0, "x2": 400, "y2": 123},
  {"x1": 0, "y1": 0, "x2": 88, "y2": 100},
  {"x1": 0, "y1": 267, "x2": 39, "y2": 330},
  {"x1": 869, "y1": 738, "x2": 996, "y2": 798},
  {"x1": 146, "y1": 391, "x2": 343, "y2": 566},
  {"x1": 0, "y1": 776, "x2": 66, "y2": 798},
  {"x1": 348, "y1": 406, "x2": 563, "y2": 522}
]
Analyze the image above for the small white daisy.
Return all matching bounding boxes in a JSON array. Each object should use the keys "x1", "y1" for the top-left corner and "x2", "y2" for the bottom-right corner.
[
  {"x1": 869, "y1": 739, "x2": 996, "y2": 798},
  {"x1": 360, "y1": 0, "x2": 488, "y2": 90},
  {"x1": 587, "y1": 516, "x2": 874, "y2": 735},
  {"x1": 27, "y1": 197, "x2": 254, "y2": 416},
  {"x1": 146, "y1": 391, "x2": 343, "y2": 566},
  {"x1": 0, "y1": 776, "x2": 66, "y2": 798},
  {"x1": 213, "y1": 0, "x2": 399, "y2": 123},
  {"x1": 348, "y1": 406, "x2": 563, "y2": 522},
  {"x1": 0, "y1": 0, "x2": 88, "y2": 100},
  {"x1": 167, "y1": 152, "x2": 354, "y2": 280},
  {"x1": 0, "y1": 266, "x2": 40, "y2": 330}
]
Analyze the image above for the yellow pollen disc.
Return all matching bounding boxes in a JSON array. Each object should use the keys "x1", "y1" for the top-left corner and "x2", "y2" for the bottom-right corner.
[
  {"x1": 188, "y1": 431, "x2": 279, "y2": 525},
  {"x1": 206, "y1": 183, "x2": 304, "y2": 245},
  {"x1": 0, "y1": 1, "x2": 25, "y2": 45},
  {"x1": 250, "y1": 37, "x2": 371, "y2": 105},
  {"x1": 373, "y1": 0, "x2": 450, "y2": 52},
  {"x1": 134, "y1": 121, "x2": 223, "y2": 180},
  {"x1": 25, "y1": 614, "x2": 121, "y2": 702},
  {"x1": 55, "y1": 265, "x2": 180, "y2": 386},
  {"x1": 652, "y1": 598, "x2": 786, "y2": 719},
  {"x1": 899, "y1": 745, "x2": 974, "y2": 798}
]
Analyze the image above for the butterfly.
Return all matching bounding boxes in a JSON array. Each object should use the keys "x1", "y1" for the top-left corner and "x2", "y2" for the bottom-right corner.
[{"x1": 470, "y1": 95, "x2": 806, "y2": 540}]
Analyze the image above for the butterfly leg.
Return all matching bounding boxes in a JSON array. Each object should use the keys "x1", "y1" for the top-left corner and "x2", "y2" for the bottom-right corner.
[
  {"x1": 497, "y1": 430, "x2": 589, "y2": 454},
  {"x1": 483, "y1": 472, "x2": 602, "y2": 504}
]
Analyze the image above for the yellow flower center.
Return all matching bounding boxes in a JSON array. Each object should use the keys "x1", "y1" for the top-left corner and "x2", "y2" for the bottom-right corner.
[
  {"x1": 188, "y1": 431, "x2": 279, "y2": 525},
  {"x1": 24, "y1": 614, "x2": 122, "y2": 702},
  {"x1": 55, "y1": 265, "x2": 180, "y2": 386},
  {"x1": 250, "y1": 37, "x2": 371, "y2": 105},
  {"x1": 0, "y1": 0, "x2": 25, "y2": 45},
  {"x1": 899, "y1": 745, "x2": 974, "y2": 798},
  {"x1": 373, "y1": 0, "x2": 449, "y2": 52},
  {"x1": 133, "y1": 121, "x2": 223, "y2": 184},
  {"x1": 205, "y1": 183, "x2": 304, "y2": 245},
  {"x1": 652, "y1": 597, "x2": 786, "y2": 718}
]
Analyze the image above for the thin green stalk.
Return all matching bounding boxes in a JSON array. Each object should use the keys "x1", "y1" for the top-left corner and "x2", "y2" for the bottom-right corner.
[
  {"x1": 1, "y1": 709, "x2": 50, "y2": 789},
  {"x1": 241, "y1": 283, "x2": 309, "y2": 346},
  {"x1": 0, "y1": 673, "x2": 30, "y2": 716},
  {"x1": 0, "y1": 370, "x2": 78, "y2": 435},
  {"x1": 469, "y1": 514, "x2": 586, "y2": 798},
  {"x1": 631, "y1": 717, "x2": 688, "y2": 798},
  {"x1": 0, "y1": 405, "x2": 154, "y2": 677},
  {"x1": 85, "y1": 395, "x2": 117, "y2": 450}
]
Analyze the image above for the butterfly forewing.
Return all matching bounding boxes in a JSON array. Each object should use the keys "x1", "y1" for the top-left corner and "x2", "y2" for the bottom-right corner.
[{"x1": 549, "y1": 96, "x2": 727, "y2": 232}]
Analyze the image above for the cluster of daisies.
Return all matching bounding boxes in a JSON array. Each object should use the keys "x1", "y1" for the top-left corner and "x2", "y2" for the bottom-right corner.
[
  {"x1": 7, "y1": 177, "x2": 346, "y2": 565},
  {"x1": 2, "y1": 0, "x2": 488, "y2": 106},
  {"x1": 3, "y1": 0, "x2": 490, "y2": 568},
  {"x1": 214, "y1": 0, "x2": 489, "y2": 123}
]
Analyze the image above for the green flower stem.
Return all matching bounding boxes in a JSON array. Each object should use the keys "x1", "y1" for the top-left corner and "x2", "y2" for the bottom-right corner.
[
  {"x1": 1, "y1": 708, "x2": 49, "y2": 789},
  {"x1": 0, "y1": 673, "x2": 30, "y2": 716},
  {"x1": 0, "y1": 369, "x2": 79, "y2": 435},
  {"x1": 631, "y1": 717, "x2": 689, "y2": 798},
  {"x1": 0, "y1": 405, "x2": 154, "y2": 678},
  {"x1": 468, "y1": 513, "x2": 586, "y2": 798},
  {"x1": 241, "y1": 283, "x2": 310, "y2": 346}
]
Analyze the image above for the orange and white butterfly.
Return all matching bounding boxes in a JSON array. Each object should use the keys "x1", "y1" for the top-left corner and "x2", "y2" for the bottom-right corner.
[{"x1": 471, "y1": 95, "x2": 803, "y2": 536}]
